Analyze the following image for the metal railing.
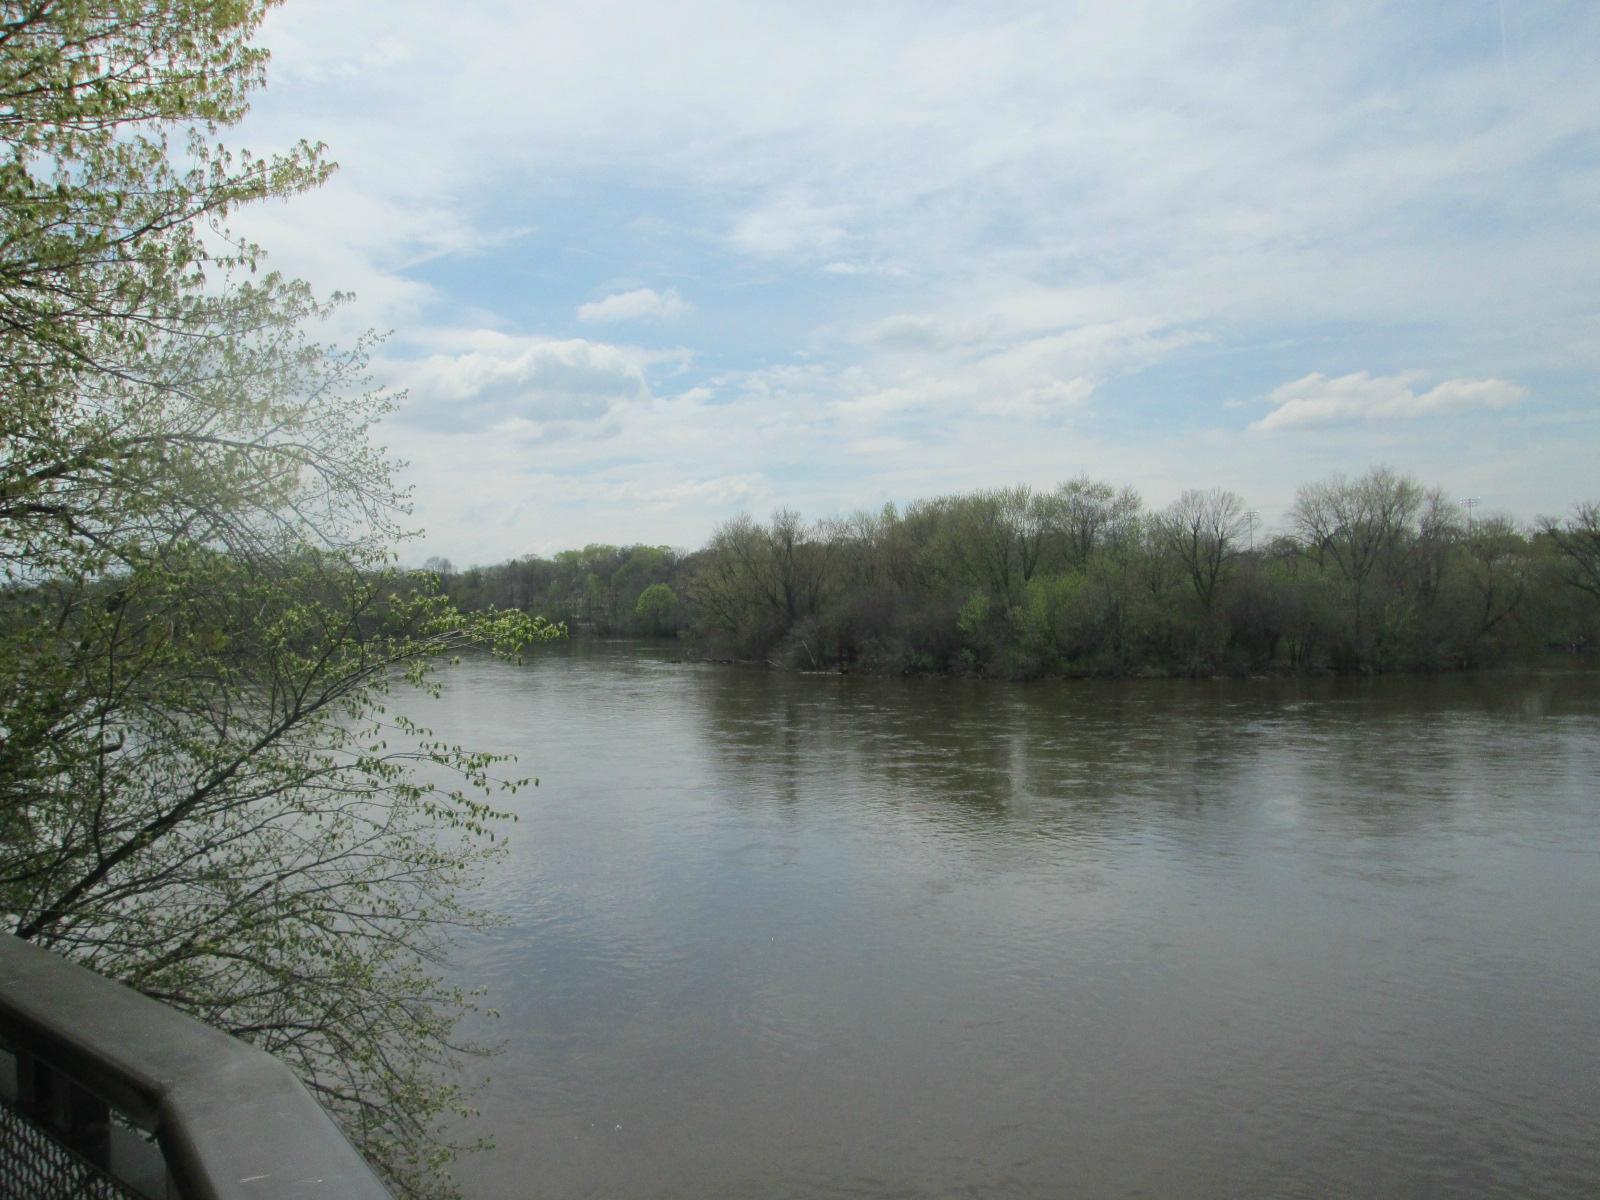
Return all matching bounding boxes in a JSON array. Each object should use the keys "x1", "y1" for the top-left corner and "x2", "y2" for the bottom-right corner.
[{"x1": 0, "y1": 935, "x2": 395, "y2": 1200}]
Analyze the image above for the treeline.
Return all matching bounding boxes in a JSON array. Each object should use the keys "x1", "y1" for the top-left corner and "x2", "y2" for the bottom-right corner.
[
  {"x1": 434, "y1": 544, "x2": 689, "y2": 637},
  {"x1": 439, "y1": 467, "x2": 1600, "y2": 678}
]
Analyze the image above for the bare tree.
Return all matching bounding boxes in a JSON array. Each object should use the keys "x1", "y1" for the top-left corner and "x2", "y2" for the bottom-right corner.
[
  {"x1": 1457, "y1": 515, "x2": 1531, "y2": 651},
  {"x1": 1159, "y1": 488, "x2": 1249, "y2": 612},
  {"x1": 1290, "y1": 467, "x2": 1439, "y2": 650},
  {"x1": 1541, "y1": 502, "x2": 1600, "y2": 603},
  {"x1": 1055, "y1": 476, "x2": 1143, "y2": 569}
]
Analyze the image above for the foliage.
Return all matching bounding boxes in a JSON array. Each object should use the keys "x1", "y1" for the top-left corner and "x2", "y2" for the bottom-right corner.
[
  {"x1": 1, "y1": 0, "x2": 329, "y2": 476},
  {"x1": 1, "y1": 552, "x2": 553, "y2": 1192},
  {"x1": 440, "y1": 543, "x2": 684, "y2": 637},
  {"x1": 0, "y1": 3, "x2": 561, "y2": 1196},
  {"x1": 450, "y1": 468, "x2": 1597, "y2": 681},
  {"x1": 633, "y1": 582, "x2": 680, "y2": 636},
  {"x1": 1541, "y1": 502, "x2": 1600, "y2": 604}
]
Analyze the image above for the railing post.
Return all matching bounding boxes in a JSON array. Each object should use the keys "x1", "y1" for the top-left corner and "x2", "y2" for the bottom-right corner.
[{"x1": 16, "y1": 1049, "x2": 112, "y2": 1168}]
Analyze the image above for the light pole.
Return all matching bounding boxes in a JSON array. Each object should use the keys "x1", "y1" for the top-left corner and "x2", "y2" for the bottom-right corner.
[
  {"x1": 1461, "y1": 496, "x2": 1480, "y2": 536},
  {"x1": 1245, "y1": 510, "x2": 1259, "y2": 550}
]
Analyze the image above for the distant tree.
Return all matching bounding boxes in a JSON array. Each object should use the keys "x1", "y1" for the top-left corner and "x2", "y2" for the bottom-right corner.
[
  {"x1": 634, "y1": 582, "x2": 680, "y2": 636},
  {"x1": 766, "y1": 509, "x2": 833, "y2": 624},
  {"x1": 1159, "y1": 488, "x2": 1249, "y2": 613},
  {"x1": 1290, "y1": 467, "x2": 1444, "y2": 663},
  {"x1": 1055, "y1": 476, "x2": 1142, "y2": 569},
  {"x1": 458, "y1": 474, "x2": 1587, "y2": 680},
  {"x1": 927, "y1": 486, "x2": 1060, "y2": 621},
  {"x1": 1542, "y1": 502, "x2": 1600, "y2": 604},
  {"x1": 1443, "y1": 516, "x2": 1534, "y2": 663},
  {"x1": 687, "y1": 512, "x2": 831, "y2": 657}
]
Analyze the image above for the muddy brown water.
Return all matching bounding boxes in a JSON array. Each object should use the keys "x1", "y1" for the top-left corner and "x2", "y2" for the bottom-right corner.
[{"x1": 418, "y1": 643, "x2": 1600, "y2": 1199}]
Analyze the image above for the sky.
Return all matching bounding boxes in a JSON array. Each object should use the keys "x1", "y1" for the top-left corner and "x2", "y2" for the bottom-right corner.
[{"x1": 234, "y1": 1, "x2": 1600, "y2": 565}]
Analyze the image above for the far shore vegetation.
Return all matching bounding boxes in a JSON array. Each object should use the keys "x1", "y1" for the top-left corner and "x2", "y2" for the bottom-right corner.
[{"x1": 435, "y1": 467, "x2": 1600, "y2": 680}]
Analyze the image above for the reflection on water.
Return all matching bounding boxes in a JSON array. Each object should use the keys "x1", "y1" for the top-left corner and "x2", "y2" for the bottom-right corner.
[{"x1": 419, "y1": 644, "x2": 1600, "y2": 1200}]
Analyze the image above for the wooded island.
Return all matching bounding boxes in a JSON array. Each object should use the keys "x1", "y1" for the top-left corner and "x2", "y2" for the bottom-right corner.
[{"x1": 438, "y1": 468, "x2": 1600, "y2": 678}]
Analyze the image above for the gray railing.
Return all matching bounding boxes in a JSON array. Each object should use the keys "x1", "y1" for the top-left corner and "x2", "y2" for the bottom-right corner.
[{"x1": 0, "y1": 935, "x2": 395, "y2": 1200}]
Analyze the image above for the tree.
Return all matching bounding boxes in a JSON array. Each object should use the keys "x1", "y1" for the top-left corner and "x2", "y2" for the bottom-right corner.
[
  {"x1": 687, "y1": 510, "x2": 832, "y2": 658},
  {"x1": 1541, "y1": 502, "x2": 1600, "y2": 604},
  {"x1": 0, "y1": 5, "x2": 559, "y2": 1197},
  {"x1": 1054, "y1": 476, "x2": 1141, "y2": 569},
  {"x1": 634, "y1": 581, "x2": 680, "y2": 636},
  {"x1": 1289, "y1": 467, "x2": 1442, "y2": 663},
  {"x1": 927, "y1": 486, "x2": 1059, "y2": 620},
  {"x1": 1158, "y1": 487, "x2": 1248, "y2": 613},
  {"x1": 1445, "y1": 515, "x2": 1533, "y2": 663},
  {"x1": 1, "y1": 0, "x2": 331, "y2": 523}
]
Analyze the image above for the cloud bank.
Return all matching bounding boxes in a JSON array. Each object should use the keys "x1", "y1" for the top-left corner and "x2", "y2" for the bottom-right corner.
[{"x1": 235, "y1": 1, "x2": 1600, "y2": 561}]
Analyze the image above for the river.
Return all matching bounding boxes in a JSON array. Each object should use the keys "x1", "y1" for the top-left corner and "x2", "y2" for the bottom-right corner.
[{"x1": 419, "y1": 642, "x2": 1600, "y2": 1199}]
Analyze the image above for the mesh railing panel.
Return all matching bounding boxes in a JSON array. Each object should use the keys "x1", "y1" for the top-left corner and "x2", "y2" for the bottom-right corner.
[{"x1": 0, "y1": 1103, "x2": 148, "y2": 1200}]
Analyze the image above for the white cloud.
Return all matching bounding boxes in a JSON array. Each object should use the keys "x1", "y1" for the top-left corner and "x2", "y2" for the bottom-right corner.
[
  {"x1": 820, "y1": 317, "x2": 1195, "y2": 425},
  {"x1": 247, "y1": 3, "x2": 1600, "y2": 356},
  {"x1": 1252, "y1": 372, "x2": 1529, "y2": 432},
  {"x1": 730, "y1": 344, "x2": 1088, "y2": 428},
  {"x1": 615, "y1": 474, "x2": 762, "y2": 507},
  {"x1": 864, "y1": 314, "x2": 996, "y2": 354},
  {"x1": 576, "y1": 287, "x2": 695, "y2": 324},
  {"x1": 977, "y1": 376, "x2": 1094, "y2": 420},
  {"x1": 729, "y1": 193, "x2": 853, "y2": 259},
  {"x1": 392, "y1": 335, "x2": 661, "y2": 431}
]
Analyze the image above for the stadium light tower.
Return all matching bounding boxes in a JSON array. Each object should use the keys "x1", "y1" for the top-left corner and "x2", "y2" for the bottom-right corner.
[{"x1": 1461, "y1": 496, "x2": 1481, "y2": 536}]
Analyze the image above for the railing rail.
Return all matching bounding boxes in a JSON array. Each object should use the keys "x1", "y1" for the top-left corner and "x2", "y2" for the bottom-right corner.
[{"x1": 0, "y1": 934, "x2": 394, "y2": 1200}]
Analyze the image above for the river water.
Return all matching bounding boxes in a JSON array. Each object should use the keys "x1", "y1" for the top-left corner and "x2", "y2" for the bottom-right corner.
[{"x1": 422, "y1": 642, "x2": 1600, "y2": 1199}]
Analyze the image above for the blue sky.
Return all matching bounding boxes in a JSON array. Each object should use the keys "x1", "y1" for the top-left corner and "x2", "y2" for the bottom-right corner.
[{"x1": 236, "y1": 1, "x2": 1600, "y2": 565}]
